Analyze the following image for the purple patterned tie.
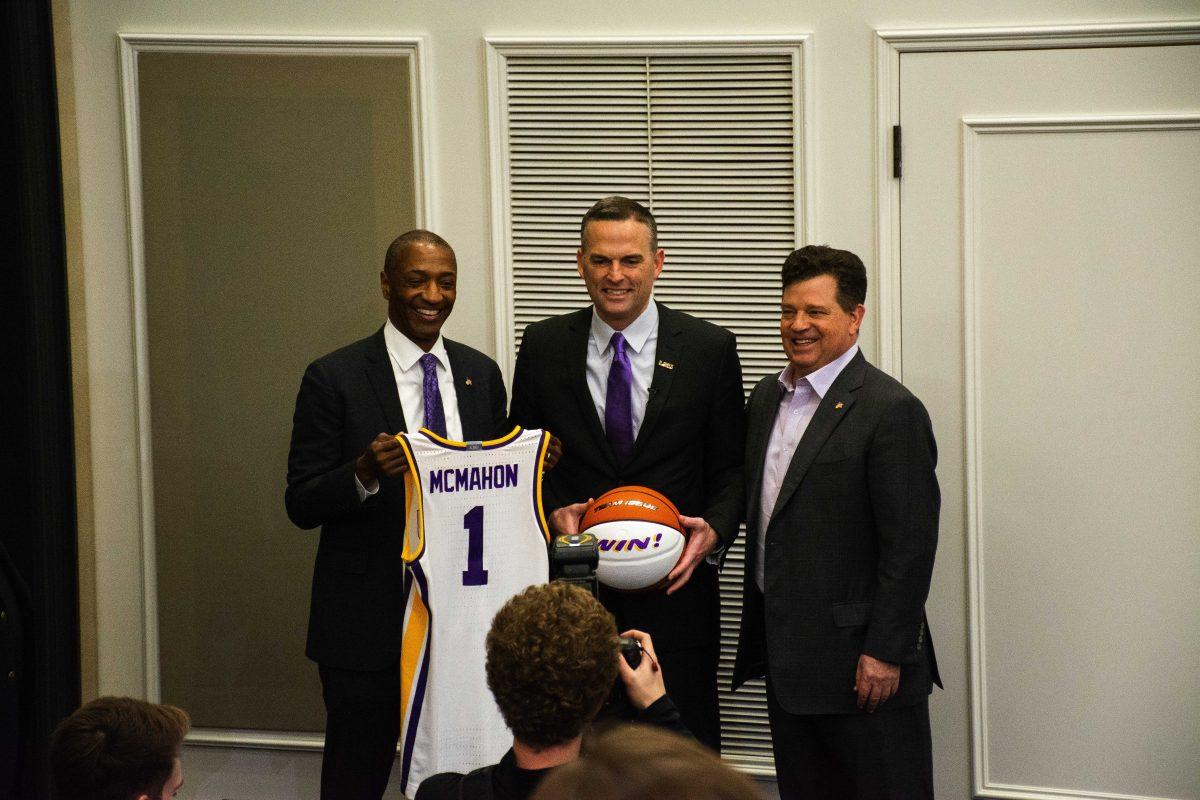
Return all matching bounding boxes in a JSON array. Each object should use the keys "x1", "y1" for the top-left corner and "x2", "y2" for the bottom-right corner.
[
  {"x1": 419, "y1": 353, "x2": 448, "y2": 438},
  {"x1": 605, "y1": 332, "x2": 634, "y2": 462}
]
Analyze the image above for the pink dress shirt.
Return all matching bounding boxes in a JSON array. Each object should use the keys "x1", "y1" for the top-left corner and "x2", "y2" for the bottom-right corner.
[{"x1": 756, "y1": 344, "x2": 860, "y2": 592}]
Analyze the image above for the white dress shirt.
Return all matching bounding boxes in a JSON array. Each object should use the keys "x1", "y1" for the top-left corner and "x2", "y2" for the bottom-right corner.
[
  {"x1": 586, "y1": 301, "x2": 659, "y2": 441},
  {"x1": 756, "y1": 344, "x2": 859, "y2": 592},
  {"x1": 357, "y1": 320, "x2": 461, "y2": 499}
]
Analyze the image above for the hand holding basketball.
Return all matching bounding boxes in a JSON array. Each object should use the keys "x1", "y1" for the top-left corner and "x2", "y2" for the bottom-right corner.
[
  {"x1": 549, "y1": 498, "x2": 591, "y2": 536},
  {"x1": 579, "y1": 486, "x2": 686, "y2": 591},
  {"x1": 666, "y1": 515, "x2": 719, "y2": 595}
]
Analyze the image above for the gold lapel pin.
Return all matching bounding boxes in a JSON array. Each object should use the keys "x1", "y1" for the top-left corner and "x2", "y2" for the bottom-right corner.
[
  {"x1": 465, "y1": 378, "x2": 473, "y2": 386},
  {"x1": 657, "y1": 360, "x2": 675, "y2": 370},
  {"x1": 835, "y1": 402, "x2": 844, "y2": 409}
]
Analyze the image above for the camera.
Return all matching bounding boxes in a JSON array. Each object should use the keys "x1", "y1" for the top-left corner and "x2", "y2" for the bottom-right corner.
[
  {"x1": 550, "y1": 531, "x2": 648, "y2": 719},
  {"x1": 617, "y1": 636, "x2": 643, "y2": 669},
  {"x1": 549, "y1": 532, "x2": 599, "y2": 598}
]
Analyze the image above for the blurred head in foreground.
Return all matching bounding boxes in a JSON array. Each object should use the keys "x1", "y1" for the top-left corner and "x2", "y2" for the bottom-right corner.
[
  {"x1": 50, "y1": 696, "x2": 190, "y2": 800},
  {"x1": 531, "y1": 724, "x2": 763, "y2": 800}
]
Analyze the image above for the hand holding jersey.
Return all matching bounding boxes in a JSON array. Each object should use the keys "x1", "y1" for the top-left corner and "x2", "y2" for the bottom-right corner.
[
  {"x1": 356, "y1": 433, "x2": 410, "y2": 484},
  {"x1": 356, "y1": 428, "x2": 560, "y2": 491},
  {"x1": 286, "y1": 231, "x2": 512, "y2": 800}
]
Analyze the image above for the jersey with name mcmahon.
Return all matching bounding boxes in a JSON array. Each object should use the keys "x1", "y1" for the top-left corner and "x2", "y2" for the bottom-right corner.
[{"x1": 395, "y1": 426, "x2": 552, "y2": 798}]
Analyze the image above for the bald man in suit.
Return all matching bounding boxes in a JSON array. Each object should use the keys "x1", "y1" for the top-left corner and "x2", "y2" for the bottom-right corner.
[{"x1": 286, "y1": 231, "x2": 509, "y2": 799}]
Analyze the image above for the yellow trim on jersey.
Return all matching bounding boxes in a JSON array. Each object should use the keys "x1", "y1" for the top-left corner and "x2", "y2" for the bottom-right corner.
[
  {"x1": 534, "y1": 430, "x2": 552, "y2": 544},
  {"x1": 398, "y1": 583, "x2": 429, "y2": 729},
  {"x1": 396, "y1": 434, "x2": 425, "y2": 563},
  {"x1": 418, "y1": 425, "x2": 524, "y2": 450}
]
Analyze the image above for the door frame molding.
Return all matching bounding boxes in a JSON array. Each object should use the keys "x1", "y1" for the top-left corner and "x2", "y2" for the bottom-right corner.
[
  {"x1": 961, "y1": 113, "x2": 1200, "y2": 800},
  {"x1": 872, "y1": 20, "x2": 1200, "y2": 379},
  {"x1": 116, "y1": 31, "x2": 434, "y2": 750}
]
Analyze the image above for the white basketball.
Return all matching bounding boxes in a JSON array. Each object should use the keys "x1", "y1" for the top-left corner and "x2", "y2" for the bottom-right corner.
[{"x1": 584, "y1": 520, "x2": 686, "y2": 591}]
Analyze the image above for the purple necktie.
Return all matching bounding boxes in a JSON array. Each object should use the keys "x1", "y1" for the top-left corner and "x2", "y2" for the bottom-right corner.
[
  {"x1": 605, "y1": 332, "x2": 634, "y2": 462},
  {"x1": 420, "y1": 353, "x2": 448, "y2": 438}
]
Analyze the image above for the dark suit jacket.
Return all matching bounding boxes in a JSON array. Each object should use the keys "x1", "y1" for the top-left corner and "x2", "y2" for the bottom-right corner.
[
  {"x1": 0, "y1": 540, "x2": 30, "y2": 800},
  {"x1": 509, "y1": 303, "x2": 744, "y2": 651},
  {"x1": 285, "y1": 327, "x2": 508, "y2": 670},
  {"x1": 733, "y1": 350, "x2": 941, "y2": 714}
]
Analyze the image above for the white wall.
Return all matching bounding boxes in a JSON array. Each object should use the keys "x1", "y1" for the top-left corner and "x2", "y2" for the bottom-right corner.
[{"x1": 58, "y1": 0, "x2": 1198, "y2": 791}]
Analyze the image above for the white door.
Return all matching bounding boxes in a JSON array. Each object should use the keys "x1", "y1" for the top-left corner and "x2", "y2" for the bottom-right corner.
[{"x1": 897, "y1": 39, "x2": 1200, "y2": 800}]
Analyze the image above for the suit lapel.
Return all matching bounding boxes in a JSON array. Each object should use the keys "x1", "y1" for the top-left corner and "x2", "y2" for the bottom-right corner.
[
  {"x1": 745, "y1": 375, "x2": 785, "y2": 534},
  {"x1": 567, "y1": 310, "x2": 619, "y2": 470},
  {"x1": 364, "y1": 327, "x2": 407, "y2": 433},
  {"x1": 445, "y1": 340, "x2": 479, "y2": 438},
  {"x1": 629, "y1": 302, "x2": 678, "y2": 463},
  {"x1": 769, "y1": 351, "x2": 866, "y2": 521}
]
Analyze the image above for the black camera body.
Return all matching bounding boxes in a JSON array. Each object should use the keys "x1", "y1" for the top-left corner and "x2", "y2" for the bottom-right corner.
[
  {"x1": 549, "y1": 531, "x2": 647, "y2": 721},
  {"x1": 617, "y1": 636, "x2": 643, "y2": 670},
  {"x1": 549, "y1": 532, "x2": 599, "y2": 598}
]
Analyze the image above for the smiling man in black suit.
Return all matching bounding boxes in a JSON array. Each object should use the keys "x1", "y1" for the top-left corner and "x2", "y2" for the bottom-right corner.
[
  {"x1": 509, "y1": 197, "x2": 745, "y2": 750},
  {"x1": 285, "y1": 230, "x2": 509, "y2": 800},
  {"x1": 734, "y1": 245, "x2": 941, "y2": 799}
]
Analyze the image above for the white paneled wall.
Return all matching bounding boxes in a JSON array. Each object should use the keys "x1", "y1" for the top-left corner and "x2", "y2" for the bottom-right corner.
[{"x1": 57, "y1": 2, "x2": 1200, "y2": 799}]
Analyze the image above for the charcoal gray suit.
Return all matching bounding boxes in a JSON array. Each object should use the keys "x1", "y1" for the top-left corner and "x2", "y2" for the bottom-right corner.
[{"x1": 734, "y1": 350, "x2": 941, "y2": 798}]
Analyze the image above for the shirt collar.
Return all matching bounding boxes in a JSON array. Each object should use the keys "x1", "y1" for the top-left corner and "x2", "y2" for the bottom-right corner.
[
  {"x1": 590, "y1": 300, "x2": 659, "y2": 354},
  {"x1": 777, "y1": 343, "x2": 860, "y2": 398},
  {"x1": 384, "y1": 319, "x2": 449, "y2": 372}
]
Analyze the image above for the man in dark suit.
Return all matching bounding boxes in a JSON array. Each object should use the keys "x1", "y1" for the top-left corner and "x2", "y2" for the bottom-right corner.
[
  {"x1": 733, "y1": 245, "x2": 941, "y2": 799},
  {"x1": 286, "y1": 230, "x2": 509, "y2": 800},
  {"x1": 509, "y1": 196, "x2": 745, "y2": 750}
]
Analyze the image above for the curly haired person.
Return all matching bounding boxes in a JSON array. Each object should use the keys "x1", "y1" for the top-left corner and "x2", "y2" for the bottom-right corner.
[{"x1": 416, "y1": 582, "x2": 687, "y2": 800}]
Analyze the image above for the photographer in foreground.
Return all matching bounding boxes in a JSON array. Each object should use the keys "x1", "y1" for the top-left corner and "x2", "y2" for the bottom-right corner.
[{"x1": 416, "y1": 582, "x2": 689, "y2": 800}]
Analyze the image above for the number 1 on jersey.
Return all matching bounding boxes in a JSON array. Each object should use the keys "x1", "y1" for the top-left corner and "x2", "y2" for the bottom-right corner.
[{"x1": 462, "y1": 505, "x2": 489, "y2": 586}]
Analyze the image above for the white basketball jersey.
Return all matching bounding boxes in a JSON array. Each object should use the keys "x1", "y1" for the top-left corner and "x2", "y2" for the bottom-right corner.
[{"x1": 395, "y1": 426, "x2": 552, "y2": 796}]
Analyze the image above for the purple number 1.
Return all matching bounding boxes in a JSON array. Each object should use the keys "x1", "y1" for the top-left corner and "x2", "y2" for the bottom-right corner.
[{"x1": 462, "y1": 505, "x2": 489, "y2": 586}]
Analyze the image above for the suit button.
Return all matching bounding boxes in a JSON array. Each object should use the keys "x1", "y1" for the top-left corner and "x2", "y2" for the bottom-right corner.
[{"x1": 6, "y1": 671, "x2": 14, "y2": 681}]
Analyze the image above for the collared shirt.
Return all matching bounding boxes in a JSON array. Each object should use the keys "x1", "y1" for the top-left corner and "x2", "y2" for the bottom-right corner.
[
  {"x1": 586, "y1": 301, "x2": 659, "y2": 441},
  {"x1": 756, "y1": 344, "x2": 859, "y2": 592},
  {"x1": 357, "y1": 320, "x2": 461, "y2": 499}
]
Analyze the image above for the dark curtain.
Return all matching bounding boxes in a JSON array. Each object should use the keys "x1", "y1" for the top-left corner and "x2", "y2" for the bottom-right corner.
[{"x1": 0, "y1": 0, "x2": 83, "y2": 797}]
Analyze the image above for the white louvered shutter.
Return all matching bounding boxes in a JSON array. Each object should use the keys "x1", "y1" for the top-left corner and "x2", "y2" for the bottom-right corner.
[{"x1": 493, "y1": 42, "x2": 807, "y2": 776}]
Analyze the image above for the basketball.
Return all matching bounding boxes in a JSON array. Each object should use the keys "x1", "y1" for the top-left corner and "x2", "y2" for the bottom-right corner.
[{"x1": 579, "y1": 486, "x2": 687, "y2": 591}]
